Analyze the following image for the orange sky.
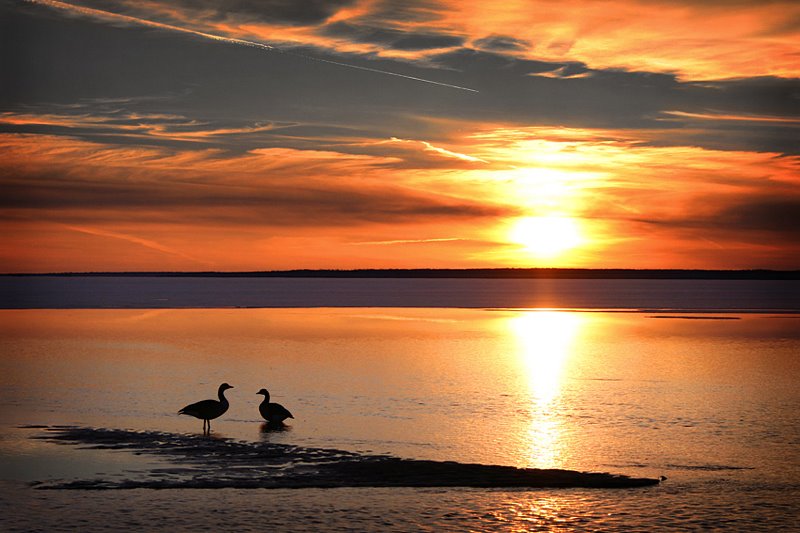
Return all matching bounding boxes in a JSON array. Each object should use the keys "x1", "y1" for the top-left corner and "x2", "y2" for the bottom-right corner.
[{"x1": 1, "y1": 0, "x2": 798, "y2": 271}]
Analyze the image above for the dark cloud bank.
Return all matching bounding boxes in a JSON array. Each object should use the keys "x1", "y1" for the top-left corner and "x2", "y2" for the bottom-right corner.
[{"x1": 2, "y1": 1, "x2": 797, "y2": 155}]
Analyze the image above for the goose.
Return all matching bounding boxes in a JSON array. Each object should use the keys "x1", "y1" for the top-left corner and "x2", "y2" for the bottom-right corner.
[
  {"x1": 178, "y1": 383, "x2": 233, "y2": 433},
  {"x1": 257, "y1": 388, "x2": 294, "y2": 424}
]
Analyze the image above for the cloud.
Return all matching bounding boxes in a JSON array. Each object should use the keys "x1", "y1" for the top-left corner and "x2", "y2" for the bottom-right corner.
[
  {"x1": 422, "y1": 0, "x2": 800, "y2": 80},
  {"x1": 531, "y1": 65, "x2": 593, "y2": 80},
  {"x1": 703, "y1": 198, "x2": 800, "y2": 237},
  {"x1": 0, "y1": 134, "x2": 514, "y2": 228},
  {"x1": 11, "y1": 0, "x2": 478, "y2": 101},
  {"x1": 473, "y1": 35, "x2": 530, "y2": 52},
  {"x1": 76, "y1": 0, "x2": 357, "y2": 26},
  {"x1": 384, "y1": 137, "x2": 488, "y2": 164},
  {"x1": 0, "y1": 109, "x2": 300, "y2": 145},
  {"x1": 621, "y1": 197, "x2": 800, "y2": 242},
  {"x1": 1, "y1": 171, "x2": 510, "y2": 227},
  {"x1": 355, "y1": 1, "x2": 450, "y2": 25},
  {"x1": 661, "y1": 111, "x2": 800, "y2": 125},
  {"x1": 320, "y1": 21, "x2": 465, "y2": 51},
  {"x1": 4, "y1": 2, "x2": 797, "y2": 156},
  {"x1": 15, "y1": 0, "x2": 800, "y2": 82}
]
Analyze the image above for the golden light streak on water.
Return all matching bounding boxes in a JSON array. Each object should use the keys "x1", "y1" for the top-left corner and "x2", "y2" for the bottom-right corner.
[{"x1": 509, "y1": 311, "x2": 583, "y2": 467}]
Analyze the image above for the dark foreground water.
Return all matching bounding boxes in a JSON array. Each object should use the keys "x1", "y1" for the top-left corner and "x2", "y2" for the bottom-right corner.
[
  {"x1": 3, "y1": 482, "x2": 795, "y2": 532},
  {"x1": 1, "y1": 280, "x2": 798, "y2": 531}
]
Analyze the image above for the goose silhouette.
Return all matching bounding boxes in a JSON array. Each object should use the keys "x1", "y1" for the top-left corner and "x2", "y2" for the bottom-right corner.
[
  {"x1": 257, "y1": 388, "x2": 294, "y2": 424},
  {"x1": 178, "y1": 383, "x2": 233, "y2": 434}
]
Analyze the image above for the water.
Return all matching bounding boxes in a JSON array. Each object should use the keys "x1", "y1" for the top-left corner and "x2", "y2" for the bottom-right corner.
[
  {"x1": 1, "y1": 279, "x2": 799, "y2": 530},
  {"x1": 3, "y1": 275, "x2": 798, "y2": 310}
]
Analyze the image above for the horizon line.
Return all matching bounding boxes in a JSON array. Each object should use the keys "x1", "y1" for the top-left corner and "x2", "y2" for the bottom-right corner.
[{"x1": 3, "y1": 268, "x2": 799, "y2": 280}]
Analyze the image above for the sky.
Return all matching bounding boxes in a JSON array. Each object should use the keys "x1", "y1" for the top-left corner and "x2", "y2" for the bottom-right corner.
[{"x1": 1, "y1": 0, "x2": 798, "y2": 272}]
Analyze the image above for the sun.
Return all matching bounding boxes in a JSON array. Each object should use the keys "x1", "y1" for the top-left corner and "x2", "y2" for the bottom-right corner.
[{"x1": 509, "y1": 216, "x2": 584, "y2": 258}]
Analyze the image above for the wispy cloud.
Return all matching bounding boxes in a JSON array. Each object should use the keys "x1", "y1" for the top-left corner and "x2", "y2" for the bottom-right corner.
[
  {"x1": 662, "y1": 110, "x2": 800, "y2": 125},
  {"x1": 26, "y1": 0, "x2": 479, "y2": 92},
  {"x1": 51, "y1": 0, "x2": 798, "y2": 79},
  {"x1": 0, "y1": 133, "x2": 512, "y2": 228},
  {"x1": 350, "y1": 237, "x2": 467, "y2": 246},
  {"x1": 529, "y1": 66, "x2": 592, "y2": 80},
  {"x1": 385, "y1": 137, "x2": 488, "y2": 163}
]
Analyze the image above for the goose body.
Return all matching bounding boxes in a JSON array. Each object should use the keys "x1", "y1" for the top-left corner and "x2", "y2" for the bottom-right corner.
[
  {"x1": 257, "y1": 388, "x2": 294, "y2": 424},
  {"x1": 179, "y1": 383, "x2": 233, "y2": 433}
]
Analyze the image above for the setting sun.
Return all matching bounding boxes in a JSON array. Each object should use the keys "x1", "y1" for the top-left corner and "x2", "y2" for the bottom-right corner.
[{"x1": 509, "y1": 216, "x2": 584, "y2": 259}]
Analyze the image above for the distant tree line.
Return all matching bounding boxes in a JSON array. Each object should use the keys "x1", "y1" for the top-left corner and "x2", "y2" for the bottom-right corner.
[{"x1": 6, "y1": 269, "x2": 799, "y2": 280}]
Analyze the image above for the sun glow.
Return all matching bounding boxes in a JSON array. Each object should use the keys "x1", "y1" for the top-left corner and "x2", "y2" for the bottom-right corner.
[{"x1": 509, "y1": 216, "x2": 584, "y2": 258}]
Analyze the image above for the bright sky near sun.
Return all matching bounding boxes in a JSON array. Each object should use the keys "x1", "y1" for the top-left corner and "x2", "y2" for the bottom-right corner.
[{"x1": 1, "y1": 0, "x2": 798, "y2": 271}]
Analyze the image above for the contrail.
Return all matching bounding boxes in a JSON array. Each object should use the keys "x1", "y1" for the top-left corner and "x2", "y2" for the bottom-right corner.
[
  {"x1": 350, "y1": 237, "x2": 466, "y2": 245},
  {"x1": 27, "y1": 0, "x2": 479, "y2": 93},
  {"x1": 64, "y1": 224, "x2": 212, "y2": 265}
]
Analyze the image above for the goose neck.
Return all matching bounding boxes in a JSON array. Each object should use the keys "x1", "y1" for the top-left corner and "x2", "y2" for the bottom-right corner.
[{"x1": 218, "y1": 387, "x2": 230, "y2": 404}]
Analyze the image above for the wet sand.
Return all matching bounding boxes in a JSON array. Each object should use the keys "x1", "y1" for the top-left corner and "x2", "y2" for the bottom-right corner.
[{"x1": 32, "y1": 426, "x2": 661, "y2": 490}]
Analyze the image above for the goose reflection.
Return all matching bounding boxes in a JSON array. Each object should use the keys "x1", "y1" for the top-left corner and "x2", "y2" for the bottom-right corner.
[{"x1": 260, "y1": 421, "x2": 292, "y2": 434}]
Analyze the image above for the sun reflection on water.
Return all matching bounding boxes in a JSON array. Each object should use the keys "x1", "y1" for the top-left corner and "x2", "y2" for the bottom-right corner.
[{"x1": 509, "y1": 311, "x2": 583, "y2": 468}]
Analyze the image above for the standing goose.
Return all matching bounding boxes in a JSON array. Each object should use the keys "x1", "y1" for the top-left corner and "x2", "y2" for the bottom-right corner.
[
  {"x1": 178, "y1": 383, "x2": 233, "y2": 434},
  {"x1": 257, "y1": 388, "x2": 294, "y2": 424}
]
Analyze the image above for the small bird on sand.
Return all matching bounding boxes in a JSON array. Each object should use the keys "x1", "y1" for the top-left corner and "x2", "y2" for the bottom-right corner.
[
  {"x1": 257, "y1": 388, "x2": 294, "y2": 424},
  {"x1": 178, "y1": 383, "x2": 233, "y2": 434}
]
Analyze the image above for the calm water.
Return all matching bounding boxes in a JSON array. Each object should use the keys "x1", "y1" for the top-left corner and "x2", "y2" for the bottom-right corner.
[
  {"x1": 1, "y1": 282, "x2": 799, "y2": 530},
  {"x1": 3, "y1": 276, "x2": 799, "y2": 310}
]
